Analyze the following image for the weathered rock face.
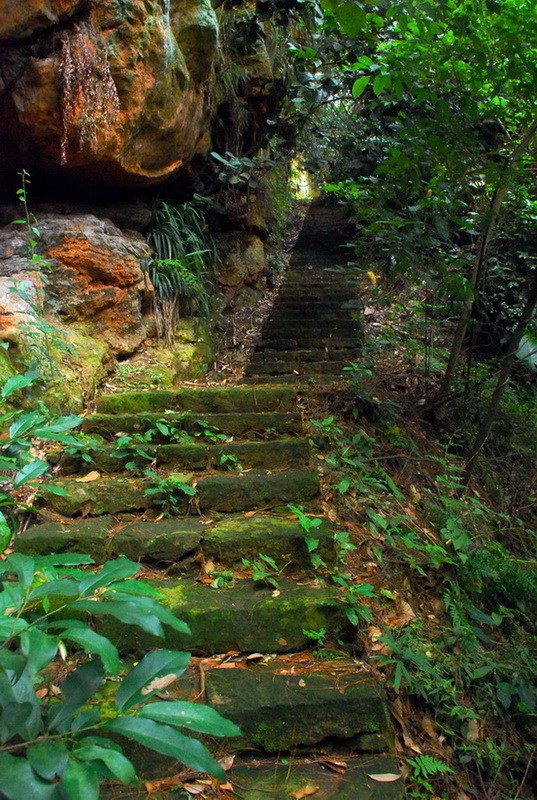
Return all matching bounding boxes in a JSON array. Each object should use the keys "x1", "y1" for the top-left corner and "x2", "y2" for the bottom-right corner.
[
  {"x1": 0, "y1": 0, "x2": 219, "y2": 185},
  {"x1": 0, "y1": 214, "x2": 151, "y2": 355}
]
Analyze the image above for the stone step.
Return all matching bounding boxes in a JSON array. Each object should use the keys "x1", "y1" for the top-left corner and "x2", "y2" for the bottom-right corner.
[
  {"x1": 262, "y1": 319, "x2": 362, "y2": 332},
  {"x1": 96, "y1": 385, "x2": 297, "y2": 415},
  {"x1": 245, "y1": 361, "x2": 349, "y2": 377},
  {"x1": 58, "y1": 437, "x2": 311, "y2": 473},
  {"x1": 99, "y1": 579, "x2": 345, "y2": 655},
  {"x1": 275, "y1": 293, "x2": 357, "y2": 305},
  {"x1": 258, "y1": 336, "x2": 360, "y2": 350},
  {"x1": 83, "y1": 411, "x2": 303, "y2": 440},
  {"x1": 38, "y1": 468, "x2": 320, "y2": 516},
  {"x1": 204, "y1": 664, "x2": 393, "y2": 754},
  {"x1": 18, "y1": 512, "x2": 335, "y2": 569},
  {"x1": 268, "y1": 312, "x2": 358, "y2": 325},
  {"x1": 251, "y1": 348, "x2": 358, "y2": 363},
  {"x1": 228, "y1": 756, "x2": 404, "y2": 799}
]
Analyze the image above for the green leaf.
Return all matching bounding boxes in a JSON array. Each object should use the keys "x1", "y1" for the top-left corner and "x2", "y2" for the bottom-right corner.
[
  {"x1": 4, "y1": 552, "x2": 35, "y2": 589},
  {"x1": 352, "y1": 76, "x2": 370, "y2": 98},
  {"x1": 104, "y1": 592, "x2": 191, "y2": 635},
  {"x1": 74, "y1": 744, "x2": 137, "y2": 785},
  {"x1": 0, "y1": 751, "x2": 61, "y2": 800},
  {"x1": 137, "y1": 701, "x2": 242, "y2": 737},
  {"x1": 102, "y1": 717, "x2": 226, "y2": 779},
  {"x1": 115, "y1": 650, "x2": 190, "y2": 712},
  {"x1": 50, "y1": 620, "x2": 120, "y2": 674},
  {"x1": 47, "y1": 660, "x2": 105, "y2": 732},
  {"x1": 13, "y1": 459, "x2": 49, "y2": 488},
  {"x1": 20, "y1": 629, "x2": 58, "y2": 676},
  {"x1": 70, "y1": 599, "x2": 165, "y2": 637},
  {"x1": 32, "y1": 416, "x2": 82, "y2": 438},
  {"x1": 373, "y1": 74, "x2": 392, "y2": 96},
  {"x1": 0, "y1": 701, "x2": 34, "y2": 743},
  {"x1": 1, "y1": 374, "x2": 36, "y2": 400},
  {"x1": 29, "y1": 579, "x2": 82, "y2": 601},
  {"x1": 78, "y1": 558, "x2": 140, "y2": 596},
  {"x1": 61, "y1": 757, "x2": 100, "y2": 800},
  {"x1": 0, "y1": 510, "x2": 12, "y2": 550},
  {"x1": 27, "y1": 741, "x2": 69, "y2": 781}
]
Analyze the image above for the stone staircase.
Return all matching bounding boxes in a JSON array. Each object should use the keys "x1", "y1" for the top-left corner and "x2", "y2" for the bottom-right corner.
[{"x1": 18, "y1": 203, "x2": 404, "y2": 798}]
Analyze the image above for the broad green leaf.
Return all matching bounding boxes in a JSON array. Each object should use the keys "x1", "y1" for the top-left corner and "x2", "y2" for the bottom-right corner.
[
  {"x1": 4, "y1": 667, "x2": 41, "y2": 740},
  {"x1": 61, "y1": 757, "x2": 100, "y2": 800},
  {"x1": 13, "y1": 459, "x2": 49, "y2": 488},
  {"x1": 108, "y1": 579, "x2": 163, "y2": 598},
  {"x1": 74, "y1": 744, "x2": 137, "y2": 785},
  {"x1": 373, "y1": 74, "x2": 392, "y2": 96},
  {"x1": 0, "y1": 701, "x2": 34, "y2": 743},
  {"x1": 0, "y1": 616, "x2": 29, "y2": 638},
  {"x1": 352, "y1": 76, "x2": 370, "y2": 98},
  {"x1": 104, "y1": 592, "x2": 191, "y2": 635},
  {"x1": 47, "y1": 660, "x2": 105, "y2": 732},
  {"x1": 102, "y1": 717, "x2": 226, "y2": 779},
  {"x1": 27, "y1": 741, "x2": 69, "y2": 781},
  {"x1": 70, "y1": 599, "x2": 164, "y2": 637},
  {"x1": 1, "y1": 374, "x2": 36, "y2": 400},
  {"x1": 29, "y1": 579, "x2": 82, "y2": 600},
  {"x1": 9, "y1": 409, "x2": 44, "y2": 439},
  {"x1": 4, "y1": 552, "x2": 35, "y2": 588},
  {"x1": 0, "y1": 650, "x2": 26, "y2": 674},
  {"x1": 34, "y1": 553, "x2": 94, "y2": 568},
  {"x1": 0, "y1": 510, "x2": 12, "y2": 550},
  {"x1": 0, "y1": 751, "x2": 61, "y2": 799},
  {"x1": 78, "y1": 558, "x2": 140, "y2": 595},
  {"x1": 115, "y1": 650, "x2": 190, "y2": 711},
  {"x1": 20, "y1": 629, "x2": 58, "y2": 676},
  {"x1": 69, "y1": 708, "x2": 101, "y2": 731},
  {"x1": 137, "y1": 701, "x2": 242, "y2": 737},
  {"x1": 52, "y1": 621, "x2": 120, "y2": 674},
  {"x1": 32, "y1": 416, "x2": 82, "y2": 438}
]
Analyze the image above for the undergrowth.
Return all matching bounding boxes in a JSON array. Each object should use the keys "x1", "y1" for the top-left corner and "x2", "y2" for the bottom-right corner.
[{"x1": 304, "y1": 363, "x2": 537, "y2": 799}]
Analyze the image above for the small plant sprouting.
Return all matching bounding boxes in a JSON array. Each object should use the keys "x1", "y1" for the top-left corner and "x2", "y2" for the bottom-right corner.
[
  {"x1": 241, "y1": 554, "x2": 281, "y2": 589},
  {"x1": 209, "y1": 569, "x2": 236, "y2": 589},
  {"x1": 112, "y1": 430, "x2": 157, "y2": 473},
  {"x1": 144, "y1": 471, "x2": 197, "y2": 515},
  {"x1": 220, "y1": 453, "x2": 243, "y2": 470}
]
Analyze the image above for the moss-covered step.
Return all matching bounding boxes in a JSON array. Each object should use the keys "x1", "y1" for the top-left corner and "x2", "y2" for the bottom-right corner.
[
  {"x1": 259, "y1": 336, "x2": 359, "y2": 350},
  {"x1": 98, "y1": 580, "x2": 345, "y2": 655},
  {"x1": 203, "y1": 513, "x2": 334, "y2": 567},
  {"x1": 96, "y1": 386, "x2": 297, "y2": 415},
  {"x1": 38, "y1": 469, "x2": 319, "y2": 516},
  {"x1": 245, "y1": 362, "x2": 349, "y2": 377},
  {"x1": 16, "y1": 517, "x2": 203, "y2": 564},
  {"x1": 197, "y1": 469, "x2": 320, "y2": 512},
  {"x1": 251, "y1": 348, "x2": 359, "y2": 363},
  {"x1": 205, "y1": 665, "x2": 392, "y2": 753},
  {"x1": 60, "y1": 438, "x2": 311, "y2": 474},
  {"x1": 83, "y1": 411, "x2": 303, "y2": 439},
  {"x1": 228, "y1": 757, "x2": 405, "y2": 799}
]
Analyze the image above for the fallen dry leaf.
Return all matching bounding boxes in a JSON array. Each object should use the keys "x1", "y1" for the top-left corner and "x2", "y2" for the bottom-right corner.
[
  {"x1": 318, "y1": 758, "x2": 347, "y2": 774},
  {"x1": 278, "y1": 637, "x2": 287, "y2": 646},
  {"x1": 289, "y1": 784, "x2": 319, "y2": 800},
  {"x1": 141, "y1": 673, "x2": 178, "y2": 695},
  {"x1": 74, "y1": 470, "x2": 100, "y2": 483},
  {"x1": 298, "y1": 678, "x2": 306, "y2": 687},
  {"x1": 420, "y1": 716, "x2": 436, "y2": 739},
  {"x1": 35, "y1": 687, "x2": 48, "y2": 699},
  {"x1": 218, "y1": 754, "x2": 235, "y2": 772},
  {"x1": 367, "y1": 773, "x2": 403, "y2": 782},
  {"x1": 466, "y1": 718, "x2": 480, "y2": 741}
]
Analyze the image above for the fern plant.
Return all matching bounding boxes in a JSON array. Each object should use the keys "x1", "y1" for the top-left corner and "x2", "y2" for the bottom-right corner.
[{"x1": 144, "y1": 201, "x2": 217, "y2": 345}]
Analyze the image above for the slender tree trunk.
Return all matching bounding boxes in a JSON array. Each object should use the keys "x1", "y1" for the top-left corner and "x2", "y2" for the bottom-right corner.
[
  {"x1": 439, "y1": 117, "x2": 537, "y2": 397},
  {"x1": 462, "y1": 268, "x2": 537, "y2": 486}
]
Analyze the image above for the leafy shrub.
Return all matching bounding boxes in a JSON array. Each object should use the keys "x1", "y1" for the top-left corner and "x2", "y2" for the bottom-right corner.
[{"x1": 0, "y1": 553, "x2": 240, "y2": 798}]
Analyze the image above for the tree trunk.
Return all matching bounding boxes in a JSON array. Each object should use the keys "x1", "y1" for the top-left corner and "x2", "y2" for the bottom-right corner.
[
  {"x1": 462, "y1": 268, "x2": 537, "y2": 486},
  {"x1": 439, "y1": 117, "x2": 537, "y2": 398}
]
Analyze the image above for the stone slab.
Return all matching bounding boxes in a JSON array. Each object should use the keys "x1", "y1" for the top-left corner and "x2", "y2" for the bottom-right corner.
[
  {"x1": 16, "y1": 516, "x2": 115, "y2": 561},
  {"x1": 197, "y1": 469, "x2": 320, "y2": 512},
  {"x1": 111, "y1": 519, "x2": 203, "y2": 563},
  {"x1": 96, "y1": 386, "x2": 297, "y2": 415}
]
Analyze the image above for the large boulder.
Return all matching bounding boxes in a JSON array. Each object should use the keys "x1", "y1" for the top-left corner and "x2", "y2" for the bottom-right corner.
[
  {"x1": 0, "y1": 0, "x2": 219, "y2": 185},
  {"x1": 0, "y1": 213, "x2": 151, "y2": 356}
]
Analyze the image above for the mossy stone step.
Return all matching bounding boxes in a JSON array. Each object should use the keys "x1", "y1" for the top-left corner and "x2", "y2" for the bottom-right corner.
[
  {"x1": 38, "y1": 468, "x2": 320, "y2": 516},
  {"x1": 99, "y1": 580, "x2": 345, "y2": 655},
  {"x1": 251, "y1": 348, "x2": 358, "y2": 363},
  {"x1": 245, "y1": 362, "x2": 349, "y2": 377},
  {"x1": 229, "y1": 758, "x2": 405, "y2": 799},
  {"x1": 262, "y1": 322, "x2": 361, "y2": 336},
  {"x1": 197, "y1": 468, "x2": 320, "y2": 512},
  {"x1": 83, "y1": 411, "x2": 303, "y2": 439},
  {"x1": 206, "y1": 666, "x2": 392, "y2": 753},
  {"x1": 18, "y1": 512, "x2": 333, "y2": 569},
  {"x1": 60, "y1": 438, "x2": 311, "y2": 474},
  {"x1": 259, "y1": 336, "x2": 359, "y2": 350},
  {"x1": 96, "y1": 386, "x2": 297, "y2": 415}
]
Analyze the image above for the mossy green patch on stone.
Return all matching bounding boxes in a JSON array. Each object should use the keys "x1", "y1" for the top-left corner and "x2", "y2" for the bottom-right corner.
[
  {"x1": 112, "y1": 518, "x2": 203, "y2": 562},
  {"x1": 96, "y1": 386, "x2": 297, "y2": 415},
  {"x1": 97, "y1": 580, "x2": 342, "y2": 655},
  {"x1": 197, "y1": 469, "x2": 320, "y2": 512},
  {"x1": 203, "y1": 514, "x2": 334, "y2": 568},
  {"x1": 205, "y1": 667, "x2": 391, "y2": 753},
  {"x1": 83, "y1": 411, "x2": 303, "y2": 439},
  {"x1": 38, "y1": 476, "x2": 156, "y2": 516},
  {"x1": 16, "y1": 516, "x2": 114, "y2": 562},
  {"x1": 208, "y1": 439, "x2": 310, "y2": 470}
]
